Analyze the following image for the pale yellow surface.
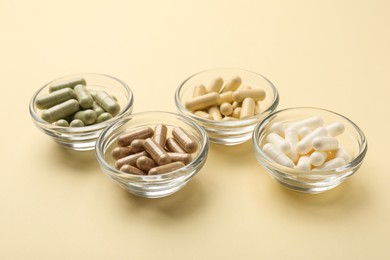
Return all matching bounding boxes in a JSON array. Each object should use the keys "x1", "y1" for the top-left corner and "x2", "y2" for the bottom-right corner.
[{"x1": 1, "y1": 0, "x2": 389, "y2": 259}]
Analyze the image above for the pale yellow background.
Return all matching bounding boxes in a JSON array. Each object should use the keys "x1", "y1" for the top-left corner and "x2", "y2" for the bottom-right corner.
[{"x1": 1, "y1": 0, "x2": 389, "y2": 259}]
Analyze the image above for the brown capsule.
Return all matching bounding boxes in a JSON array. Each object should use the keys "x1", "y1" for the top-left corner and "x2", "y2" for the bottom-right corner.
[
  {"x1": 115, "y1": 151, "x2": 148, "y2": 170},
  {"x1": 119, "y1": 164, "x2": 145, "y2": 175},
  {"x1": 172, "y1": 127, "x2": 198, "y2": 153},
  {"x1": 117, "y1": 127, "x2": 154, "y2": 147},
  {"x1": 129, "y1": 139, "x2": 145, "y2": 153},
  {"x1": 148, "y1": 162, "x2": 185, "y2": 175},
  {"x1": 165, "y1": 137, "x2": 186, "y2": 153},
  {"x1": 144, "y1": 138, "x2": 171, "y2": 166},
  {"x1": 111, "y1": 146, "x2": 133, "y2": 160},
  {"x1": 153, "y1": 124, "x2": 167, "y2": 147},
  {"x1": 136, "y1": 156, "x2": 157, "y2": 172},
  {"x1": 167, "y1": 152, "x2": 192, "y2": 165}
]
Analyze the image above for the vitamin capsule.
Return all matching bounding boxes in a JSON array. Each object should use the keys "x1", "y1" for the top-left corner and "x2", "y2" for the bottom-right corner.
[
  {"x1": 192, "y1": 84, "x2": 207, "y2": 98},
  {"x1": 208, "y1": 106, "x2": 222, "y2": 120},
  {"x1": 96, "y1": 112, "x2": 113, "y2": 123},
  {"x1": 185, "y1": 92, "x2": 221, "y2": 111},
  {"x1": 232, "y1": 101, "x2": 240, "y2": 109},
  {"x1": 93, "y1": 90, "x2": 121, "y2": 116},
  {"x1": 69, "y1": 119, "x2": 84, "y2": 127},
  {"x1": 232, "y1": 89, "x2": 266, "y2": 103},
  {"x1": 111, "y1": 146, "x2": 133, "y2": 160},
  {"x1": 167, "y1": 152, "x2": 192, "y2": 165},
  {"x1": 221, "y1": 76, "x2": 242, "y2": 93},
  {"x1": 74, "y1": 84, "x2": 93, "y2": 109},
  {"x1": 270, "y1": 122, "x2": 285, "y2": 138},
  {"x1": 149, "y1": 161, "x2": 185, "y2": 175},
  {"x1": 172, "y1": 127, "x2": 198, "y2": 153},
  {"x1": 119, "y1": 164, "x2": 145, "y2": 175},
  {"x1": 219, "y1": 91, "x2": 234, "y2": 104},
  {"x1": 314, "y1": 157, "x2": 346, "y2": 170},
  {"x1": 289, "y1": 116, "x2": 324, "y2": 130},
  {"x1": 296, "y1": 156, "x2": 311, "y2": 170},
  {"x1": 41, "y1": 99, "x2": 80, "y2": 123},
  {"x1": 231, "y1": 107, "x2": 241, "y2": 118},
  {"x1": 325, "y1": 122, "x2": 345, "y2": 137},
  {"x1": 309, "y1": 151, "x2": 328, "y2": 167},
  {"x1": 73, "y1": 109, "x2": 97, "y2": 125},
  {"x1": 144, "y1": 138, "x2": 171, "y2": 165},
  {"x1": 129, "y1": 139, "x2": 145, "y2": 153},
  {"x1": 298, "y1": 126, "x2": 312, "y2": 139},
  {"x1": 284, "y1": 127, "x2": 299, "y2": 162},
  {"x1": 35, "y1": 88, "x2": 76, "y2": 109},
  {"x1": 136, "y1": 156, "x2": 157, "y2": 172},
  {"x1": 153, "y1": 124, "x2": 168, "y2": 147},
  {"x1": 220, "y1": 102, "x2": 233, "y2": 116},
  {"x1": 336, "y1": 145, "x2": 350, "y2": 162},
  {"x1": 49, "y1": 77, "x2": 86, "y2": 93},
  {"x1": 296, "y1": 127, "x2": 328, "y2": 155},
  {"x1": 92, "y1": 102, "x2": 105, "y2": 116},
  {"x1": 54, "y1": 119, "x2": 69, "y2": 127},
  {"x1": 115, "y1": 151, "x2": 148, "y2": 169},
  {"x1": 312, "y1": 136, "x2": 339, "y2": 151},
  {"x1": 194, "y1": 111, "x2": 213, "y2": 120},
  {"x1": 266, "y1": 132, "x2": 291, "y2": 154},
  {"x1": 207, "y1": 77, "x2": 224, "y2": 93},
  {"x1": 117, "y1": 126, "x2": 154, "y2": 147},
  {"x1": 240, "y1": 98, "x2": 255, "y2": 119},
  {"x1": 165, "y1": 137, "x2": 186, "y2": 153},
  {"x1": 240, "y1": 85, "x2": 252, "y2": 90},
  {"x1": 262, "y1": 143, "x2": 294, "y2": 168}
]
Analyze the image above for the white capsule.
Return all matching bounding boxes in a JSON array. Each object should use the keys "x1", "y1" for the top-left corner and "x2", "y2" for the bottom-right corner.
[
  {"x1": 262, "y1": 143, "x2": 294, "y2": 168},
  {"x1": 336, "y1": 145, "x2": 350, "y2": 163},
  {"x1": 312, "y1": 136, "x2": 339, "y2": 151},
  {"x1": 289, "y1": 116, "x2": 324, "y2": 130},
  {"x1": 270, "y1": 122, "x2": 285, "y2": 137},
  {"x1": 296, "y1": 127, "x2": 328, "y2": 155},
  {"x1": 266, "y1": 133, "x2": 291, "y2": 154},
  {"x1": 284, "y1": 127, "x2": 299, "y2": 162},
  {"x1": 314, "y1": 157, "x2": 346, "y2": 170},
  {"x1": 296, "y1": 156, "x2": 311, "y2": 170},
  {"x1": 325, "y1": 122, "x2": 345, "y2": 137},
  {"x1": 309, "y1": 151, "x2": 328, "y2": 167},
  {"x1": 298, "y1": 126, "x2": 312, "y2": 139}
]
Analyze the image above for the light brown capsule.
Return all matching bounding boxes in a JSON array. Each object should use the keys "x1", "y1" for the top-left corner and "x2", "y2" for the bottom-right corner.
[
  {"x1": 207, "y1": 77, "x2": 224, "y2": 93},
  {"x1": 148, "y1": 162, "x2": 185, "y2": 175},
  {"x1": 117, "y1": 127, "x2": 154, "y2": 147},
  {"x1": 233, "y1": 89, "x2": 266, "y2": 102},
  {"x1": 220, "y1": 76, "x2": 242, "y2": 93},
  {"x1": 192, "y1": 84, "x2": 207, "y2": 98},
  {"x1": 144, "y1": 138, "x2": 171, "y2": 165},
  {"x1": 153, "y1": 124, "x2": 167, "y2": 147},
  {"x1": 111, "y1": 146, "x2": 133, "y2": 160},
  {"x1": 208, "y1": 106, "x2": 222, "y2": 120},
  {"x1": 185, "y1": 92, "x2": 221, "y2": 111},
  {"x1": 218, "y1": 91, "x2": 234, "y2": 104},
  {"x1": 165, "y1": 137, "x2": 186, "y2": 153},
  {"x1": 172, "y1": 127, "x2": 198, "y2": 153},
  {"x1": 167, "y1": 152, "x2": 192, "y2": 165},
  {"x1": 115, "y1": 151, "x2": 148, "y2": 169},
  {"x1": 219, "y1": 102, "x2": 233, "y2": 116},
  {"x1": 232, "y1": 107, "x2": 241, "y2": 118},
  {"x1": 129, "y1": 139, "x2": 145, "y2": 153},
  {"x1": 119, "y1": 164, "x2": 145, "y2": 175},
  {"x1": 240, "y1": 97, "x2": 255, "y2": 119},
  {"x1": 136, "y1": 156, "x2": 157, "y2": 172}
]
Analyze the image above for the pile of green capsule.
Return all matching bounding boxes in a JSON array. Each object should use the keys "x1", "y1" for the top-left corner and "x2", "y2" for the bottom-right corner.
[{"x1": 35, "y1": 77, "x2": 121, "y2": 127}]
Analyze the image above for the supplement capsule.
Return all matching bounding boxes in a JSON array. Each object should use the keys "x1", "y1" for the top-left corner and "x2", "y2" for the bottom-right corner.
[
  {"x1": 92, "y1": 102, "x2": 105, "y2": 116},
  {"x1": 194, "y1": 111, "x2": 213, "y2": 120},
  {"x1": 262, "y1": 143, "x2": 294, "y2": 168},
  {"x1": 136, "y1": 155, "x2": 157, "y2": 172},
  {"x1": 172, "y1": 127, "x2": 198, "y2": 153},
  {"x1": 41, "y1": 99, "x2": 80, "y2": 123},
  {"x1": 325, "y1": 122, "x2": 345, "y2": 137},
  {"x1": 35, "y1": 88, "x2": 76, "y2": 109},
  {"x1": 220, "y1": 102, "x2": 233, "y2": 116},
  {"x1": 73, "y1": 109, "x2": 97, "y2": 125},
  {"x1": 153, "y1": 124, "x2": 168, "y2": 147},
  {"x1": 149, "y1": 161, "x2": 185, "y2": 175},
  {"x1": 309, "y1": 151, "x2": 328, "y2": 167},
  {"x1": 233, "y1": 89, "x2": 266, "y2": 103},
  {"x1": 289, "y1": 116, "x2": 324, "y2": 130},
  {"x1": 221, "y1": 76, "x2": 242, "y2": 93},
  {"x1": 129, "y1": 139, "x2": 145, "y2": 153},
  {"x1": 115, "y1": 151, "x2": 148, "y2": 169},
  {"x1": 232, "y1": 101, "x2": 240, "y2": 109},
  {"x1": 284, "y1": 127, "x2": 299, "y2": 162},
  {"x1": 266, "y1": 132, "x2": 291, "y2": 154},
  {"x1": 296, "y1": 127, "x2": 328, "y2": 155},
  {"x1": 219, "y1": 91, "x2": 234, "y2": 104},
  {"x1": 49, "y1": 77, "x2": 86, "y2": 93},
  {"x1": 69, "y1": 119, "x2": 84, "y2": 127},
  {"x1": 240, "y1": 97, "x2": 255, "y2": 119},
  {"x1": 117, "y1": 126, "x2": 154, "y2": 147},
  {"x1": 296, "y1": 156, "x2": 311, "y2": 170},
  {"x1": 167, "y1": 152, "x2": 192, "y2": 165},
  {"x1": 54, "y1": 119, "x2": 69, "y2": 127},
  {"x1": 111, "y1": 146, "x2": 133, "y2": 160},
  {"x1": 192, "y1": 84, "x2": 207, "y2": 98},
  {"x1": 298, "y1": 126, "x2": 312, "y2": 139},
  {"x1": 96, "y1": 112, "x2": 113, "y2": 123},
  {"x1": 185, "y1": 92, "x2": 221, "y2": 111},
  {"x1": 208, "y1": 106, "x2": 222, "y2": 120},
  {"x1": 312, "y1": 136, "x2": 339, "y2": 151},
  {"x1": 74, "y1": 84, "x2": 93, "y2": 109},
  {"x1": 270, "y1": 122, "x2": 285, "y2": 138},
  {"x1": 314, "y1": 157, "x2": 346, "y2": 170},
  {"x1": 207, "y1": 77, "x2": 224, "y2": 93},
  {"x1": 231, "y1": 107, "x2": 241, "y2": 118},
  {"x1": 336, "y1": 145, "x2": 350, "y2": 163},
  {"x1": 93, "y1": 90, "x2": 120, "y2": 116},
  {"x1": 165, "y1": 137, "x2": 186, "y2": 153},
  {"x1": 119, "y1": 164, "x2": 145, "y2": 175},
  {"x1": 144, "y1": 138, "x2": 171, "y2": 165}
]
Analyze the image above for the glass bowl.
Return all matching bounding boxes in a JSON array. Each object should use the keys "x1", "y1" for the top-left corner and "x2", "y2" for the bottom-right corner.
[
  {"x1": 95, "y1": 111, "x2": 209, "y2": 198},
  {"x1": 252, "y1": 107, "x2": 368, "y2": 193},
  {"x1": 29, "y1": 73, "x2": 134, "y2": 151},
  {"x1": 175, "y1": 68, "x2": 279, "y2": 145}
]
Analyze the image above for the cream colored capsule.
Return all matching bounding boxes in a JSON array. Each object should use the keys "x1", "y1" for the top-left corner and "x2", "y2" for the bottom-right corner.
[
  {"x1": 192, "y1": 84, "x2": 207, "y2": 98},
  {"x1": 153, "y1": 124, "x2": 167, "y2": 147},
  {"x1": 185, "y1": 92, "x2": 220, "y2": 111},
  {"x1": 111, "y1": 146, "x2": 133, "y2": 160},
  {"x1": 232, "y1": 107, "x2": 241, "y2": 118},
  {"x1": 262, "y1": 143, "x2": 294, "y2": 168},
  {"x1": 221, "y1": 76, "x2": 242, "y2": 93},
  {"x1": 219, "y1": 102, "x2": 233, "y2": 116},
  {"x1": 129, "y1": 139, "x2": 145, "y2": 153},
  {"x1": 119, "y1": 164, "x2": 145, "y2": 175},
  {"x1": 115, "y1": 151, "x2": 148, "y2": 169},
  {"x1": 312, "y1": 136, "x2": 339, "y2": 151},
  {"x1": 148, "y1": 161, "x2": 185, "y2": 175},
  {"x1": 233, "y1": 89, "x2": 266, "y2": 103},
  {"x1": 194, "y1": 111, "x2": 213, "y2": 120},
  {"x1": 144, "y1": 138, "x2": 171, "y2": 165},
  {"x1": 254, "y1": 102, "x2": 261, "y2": 115},
  {"x1": 167, "y1": 152, "x2": 192, "y2": 165},
  {"x1": 207, "y1": 77, "x2": 224, "y2": 93},
  {"x1": 136, "y1": 155, "x2": 157, "y2": 172},
  {"x1": 117, "y1": 126, "x2": 154, "y2": 147},
  {"x1": 239, "y1": 97, "x2": 255, "y2": 119},
  {"x1": 219, "y1": 91, "x2": 234, "y2": 104},
  {"x1": 165, "y1": 137, "x2": 186, "y2": 153},
  {"x1": 296, "y1": 127, "x2": 328, "y2": 155},
  {"x1": 222, "y1": 116, "x2": 238, "y2": 121},
  {"x1": 172, "y1": 127, "x2": 198, "y2": 153},
  {"x1": 208, "y1": 106, "x2": 222, "y2": 120}
]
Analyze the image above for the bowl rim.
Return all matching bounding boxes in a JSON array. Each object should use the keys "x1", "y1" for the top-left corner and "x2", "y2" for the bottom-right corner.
[
  {"x1": 95, "y1": 110, "x2": 209, "y2": 180},
  {"x1": 175, "y1": 67, "x2": 279, "y2": 127},
  {"x1": 252, "y1": 106, "x2": 368, "y2": 176},
  {"x1": 29, "y1": 72, "x2": 134, "y2": 133}
]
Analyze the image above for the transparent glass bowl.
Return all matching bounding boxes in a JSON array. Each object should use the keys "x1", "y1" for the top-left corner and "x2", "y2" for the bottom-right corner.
[
  {"x1": 252, "y1": 107, "x2": 368, "y2": 193},
  {"x1": 95, "y1": 111, "x2": 209, "y2": 198},
  {"x1": 175, "y1": 68, "x2": 279, "y2": 145},
  {"x1": 29, "y1": 73, "x2": 134, "y2": 151}
]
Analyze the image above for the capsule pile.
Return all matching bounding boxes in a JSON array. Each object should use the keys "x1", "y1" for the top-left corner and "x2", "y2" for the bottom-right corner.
[
  {"x1": 35, "y1": 77, "x2": 120, "y2": 127},
  {"x1": 111, "y1": 124, "x2": 198, "y2": 175}
]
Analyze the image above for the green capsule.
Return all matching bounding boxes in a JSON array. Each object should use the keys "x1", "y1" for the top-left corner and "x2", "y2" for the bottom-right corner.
[
  {"x1": 96, "y1": 112, "x2": 113, "y2": 123},
  {"x1": 93, "y1": 91, "x2": 120, "y2": 116},
  {"x1": 70, "y1": 119, "x2": 84, "y2": 127},
  {"x1": 41, "y1": 99, "x2": 80, "y2": 123},
  {"x1": 54, "y1": 119, "x2": 69, "y2": 127},
  {"x1": 74, "y1": 84, "x2": 93, "y2": 109},
  {"x1": 92, "y1": 102, "x2": 105, "y2": 117},
  {"x1": 73, "y1": 109, "x2": 97, "y2": 125},
  {"x1": 49, "y1": 77, "x2": 86, "y2": 93},
  {"x1": 35, "y1": 88, "x2": 76, "y2": 109}
]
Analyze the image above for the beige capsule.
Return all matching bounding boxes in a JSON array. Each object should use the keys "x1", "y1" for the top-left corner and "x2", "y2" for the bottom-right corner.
[
  {"x1": 165, "y1": 137, "x2": 186, "y2": 153},
  {"x1": 168, "y1": 152, "x2": 192, "y2": 165},
  {"x1": 111, "y1": 146, "x2": 133, "y2": 160},
  {"x1": 207, "y1": 77, "x2": 224, "y2": 93},
  {"x1": 144, "y1": 138, "x2": 171, "y2": 165},
  {"x1": 218, "y1": 91, "x2": 234, "y2": 104},
  {"x1": 194, "y1": 111, "x2": 213, "y2": 120},
  {"x1": 153, "y1": 124, "x2": 167, "y2": 147},
  {"x1": 172, "y1": 127, "x2": 198, "y2": 153},
  {"x1": 115, "y1": 151, "x2": 148, "y2": 169},
  {"x1": 129, "y1": 139, "x2": 145, "y2": 153},
  {"x1": 185, "y1": 92, "x2": 220, "y2": 111},
  {"x1": 192, "y1": 84, "x2": 207, "y2": 98},
  {"x1": 117, "y1": 126, "x2": 154, "y2": 147},
  {"x1": 232, "y1": 107, "x2": 241, "y2": 118},
  {"x1": 148, "y1": 161, "x2": 185, "y2": 175},
  {"x1": 219, "y1": 102, "x2": 233, "y2": 116},
  {"x1": 136, "y1": 155, "x2": 157, "y2": 172},
  {"x1": 239, "y1": 97, "x2": 255, "y2": 119},
  {"x1": 220, "y1": 76, "x2": 242, "y2": 93},
  {"x1": 208, "y1": 106, "x2": 222, "y2": 120},
  {"x1": 119, "y1": 164, "x2": 145, "y2": 175},
  {"x1": 233, "y1": 89, "x2": 266, "y2": 102}
]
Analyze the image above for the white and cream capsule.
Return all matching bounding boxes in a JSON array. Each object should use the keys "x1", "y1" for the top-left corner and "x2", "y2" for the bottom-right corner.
[
  {"x1": 262, "y1": 143, "x2": 294, "y2": 168},
  {"x1": 309, "y1": 151, "x2": 328, "y2": 167},
  {"x1": 312, "y1": 136, "x2": 339, "y2": 151},
  {"x1": 270, "y1": 122, "x2": 285, "y2": 137},
  {"x1": 314, "y1": 157, "x2": 346, "y2": 170},
  {"x1": 185, "y1": 92, "x2": 220, "y2": 111},
  {"x1": 296, "y1": 127, "x2": 328, "y2": 155},
  {"x1": 207, "y1": 77, "x2": 224, "y2": 93},
  {"x1": 284, "y1": 127, "x2": 299, "y2": 162},
  {"x1": 220, "y1": 76, "x2": 242, "y2": 93},
  {"x1": 266, "y1": 133, "x2": 291, "y2": 154},
  {"x1": 296, "y1": 156, "x2": 311, "y2": 170},
  {"x1": 325, "y1": 122, "x2": 345, "y2": 137}
]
